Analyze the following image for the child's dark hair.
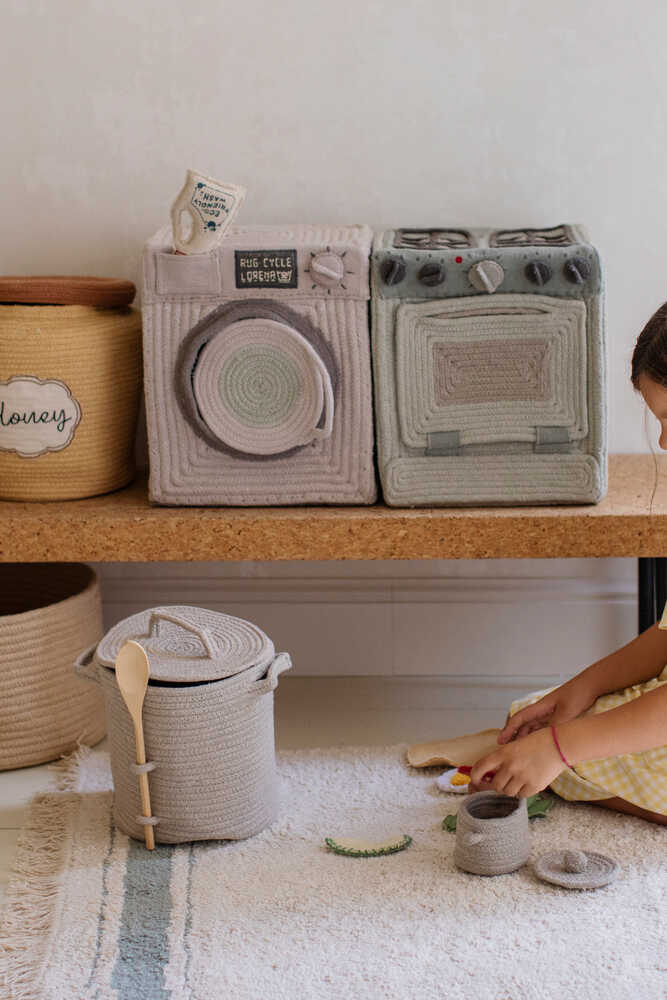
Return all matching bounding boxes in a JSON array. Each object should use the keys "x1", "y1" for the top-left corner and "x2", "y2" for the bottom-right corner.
[{"x1": 632, "y1": 302, "x2": 667, "y2": 389}]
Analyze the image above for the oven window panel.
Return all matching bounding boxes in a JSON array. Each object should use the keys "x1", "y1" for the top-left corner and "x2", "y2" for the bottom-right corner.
[{"x1": 395, "y1": 295, "x2": 588, "y2": 450}]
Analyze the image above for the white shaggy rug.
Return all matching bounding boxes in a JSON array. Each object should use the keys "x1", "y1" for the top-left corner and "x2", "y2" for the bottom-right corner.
[{"x1": 0, "y1": 745, "x2": 665, "y2": 1000}]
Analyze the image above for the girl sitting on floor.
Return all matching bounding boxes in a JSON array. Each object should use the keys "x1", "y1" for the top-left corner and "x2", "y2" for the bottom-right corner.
[{"x1": 470, "y1": 303, "x2": 667, "y2": 825}]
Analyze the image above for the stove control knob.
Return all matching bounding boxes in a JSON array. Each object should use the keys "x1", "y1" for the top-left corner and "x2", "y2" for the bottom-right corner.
[
  {"x1": 380, "y1": 257, "x2": 406, "y2": 286},
  {"x1": 563, "y1": 257, "x2": 590, "y2": 285},
  {"x1": 525, "y1": 261, "x2": 552, "y2": 286},
  {"x1": 418, "y1": 262, "x2": 446, "y2": 287},
  {"x1": 468, "y1": 259, "x2": 504, "y2": 293},
  {"x1": 309, "y1": 251, "x2": 346, "y2": 288}
]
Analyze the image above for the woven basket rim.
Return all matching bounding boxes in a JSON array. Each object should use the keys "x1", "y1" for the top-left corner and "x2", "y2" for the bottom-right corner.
[
  {"x1": 0, "y1": 563, "x2": 98, "y2": 623},
  {"x1": 0, "y1": 276, "x2": 136, "y2": 307},
  {"x1": 0, "y1": 303, "x2": 139, "y2": 318}
]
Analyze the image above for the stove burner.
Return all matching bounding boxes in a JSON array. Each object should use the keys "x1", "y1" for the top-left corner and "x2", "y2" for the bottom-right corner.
[
  {"x1": 489, "y1": 225, "x2": 574, "y2": 248},
  {"x1": 394, "y1": 229, "x2": 473, "y2": 250}
]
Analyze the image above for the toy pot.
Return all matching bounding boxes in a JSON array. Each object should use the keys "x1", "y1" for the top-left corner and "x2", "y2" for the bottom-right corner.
[{"x1": 454, "y1": 791, "x2": 530, "y2": 875}]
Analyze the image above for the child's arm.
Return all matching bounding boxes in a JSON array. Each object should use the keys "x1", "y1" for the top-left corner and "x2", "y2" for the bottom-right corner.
[
  {"x1": 557, "y1": 681, "x2": 667, "y2": 763},
  {"x1": 499, "y1": 623, "x2": 667, "y2": 744},
  {"x1": 471, "y1": 684, "x2": 667, "y2": 799},
  {"x1": 578, "y1": 623, "x2": 667, "y2": 697}
]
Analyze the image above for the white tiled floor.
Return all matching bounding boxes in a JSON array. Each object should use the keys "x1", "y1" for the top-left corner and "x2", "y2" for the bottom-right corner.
[{"x1": 0, "y1": 677, "x2": 500, "y2": 905}]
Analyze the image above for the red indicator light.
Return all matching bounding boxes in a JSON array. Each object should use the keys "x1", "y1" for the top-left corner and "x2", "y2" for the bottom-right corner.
[{"x1": 455, "y1": 256, "x2": 463, "y2": 263}]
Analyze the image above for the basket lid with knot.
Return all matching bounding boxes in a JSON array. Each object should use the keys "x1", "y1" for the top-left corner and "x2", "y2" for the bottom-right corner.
[{"x1": 95, "y1": 605, "x2": 275, "y2": 682}]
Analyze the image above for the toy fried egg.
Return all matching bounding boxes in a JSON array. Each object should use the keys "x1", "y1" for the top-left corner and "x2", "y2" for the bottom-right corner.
[{"x1": 436, "y1": 767, "x2": 471, "y2": 794}]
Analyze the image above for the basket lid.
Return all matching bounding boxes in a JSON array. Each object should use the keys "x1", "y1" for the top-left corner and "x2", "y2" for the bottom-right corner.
[
  {"x1": 0, "y1": 276, "x2": 136, "y2": 307},
  {"x1": 95, "y1": 605, "x2": 275, "y2": 683}
]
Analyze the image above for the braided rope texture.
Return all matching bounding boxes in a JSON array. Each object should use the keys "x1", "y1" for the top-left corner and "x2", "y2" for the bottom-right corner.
[
  {"x1": 96, "y1": 605, "x2": 274, "y2": 683},
  {"x1": 371, "y1": 230, "x2": 607, "y2": 506},
  {"x1": 0, "y1": 564, "x2": 105, "y2": 770},
  {"x1": 84, "y1": 605, "x2": 290, "y2": 842},
  {"x1": 193, "y1": 319, "x2": 326, "y2": 456},
  {"x1": 0, "y1": 304, "x2": 142, "y2": 500},
  {"x1": 454, "y1": 792, "x2": 530, "y2": 876},
  {"x1": 96, "y1": 655, "x2": 284, "y2": 843},
  {"x1": 143, "y1": 224, "x2": 377, "y2": 505}
]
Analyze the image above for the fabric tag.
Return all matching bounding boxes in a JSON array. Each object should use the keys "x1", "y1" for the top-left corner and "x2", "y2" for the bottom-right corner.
[{"x1": 235, "y1": 250, "x2": 298, "y2": 289}]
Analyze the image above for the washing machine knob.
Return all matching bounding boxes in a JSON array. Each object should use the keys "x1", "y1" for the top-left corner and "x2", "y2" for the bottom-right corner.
[
  {"x1": 525, "y1": 260, "x2": 552, "y2": 286},
  {"x1": 380, "y1": 257, "x2": 406, "y2": 286},
  {"x1": 563, "y1": 257, "x2": 590, "y2": 285},
  {"x1": 468, "y1": 259, "x2": 504, "y2": 293},
  {"x1": 418, "y1": 262, "x2": 446, "y2": 287},
  {"x1": 309, "y1": 251, "x2": 346, "y2": 288}
]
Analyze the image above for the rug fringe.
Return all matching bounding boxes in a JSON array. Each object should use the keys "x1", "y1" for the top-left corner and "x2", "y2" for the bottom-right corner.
[
  {"x1": 49, "y1": 742, "x2": 93, "y2": 792},
  {"x1": 0, "y1": 749, "x2": 87, "y2": 1000}
]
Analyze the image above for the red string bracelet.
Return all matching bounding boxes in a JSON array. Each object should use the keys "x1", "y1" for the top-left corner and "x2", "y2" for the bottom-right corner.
[{"x1": 551, "y1": 726, "x2": 571, "y2": 768}]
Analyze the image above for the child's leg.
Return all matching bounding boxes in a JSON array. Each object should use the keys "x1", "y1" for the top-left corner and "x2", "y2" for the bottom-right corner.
[{"x1": 592, "y1": 796, "x2": 667, "y2": 826}]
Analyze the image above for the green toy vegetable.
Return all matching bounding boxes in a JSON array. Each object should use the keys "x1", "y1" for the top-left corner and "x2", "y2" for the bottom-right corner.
[{"x1": 325, "y1": 834, "x2": 413, "y2": 857}]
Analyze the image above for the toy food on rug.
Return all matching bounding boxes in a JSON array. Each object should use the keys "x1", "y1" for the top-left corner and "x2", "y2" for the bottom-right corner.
[
  {"x1": 436, "y1": 767, "x2": 472, "y2": 793},
  {"x1": 442, "y1": 792, "x2": 555, "y2": 832},
  {"x1": 325, "y1": 834, "x2": 412, "y2": 857},
  {"x1": 407, "y1": 729, "x2": 502, "y2": 768}
]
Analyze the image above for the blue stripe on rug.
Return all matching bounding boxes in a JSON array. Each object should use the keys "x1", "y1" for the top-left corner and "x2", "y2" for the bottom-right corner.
[
  {"x1": 112, "y1": 841, "x2": 175, "y2": 999},
  {"x1": 87, "y1": 822, "x2": 116, "y2": 999}
]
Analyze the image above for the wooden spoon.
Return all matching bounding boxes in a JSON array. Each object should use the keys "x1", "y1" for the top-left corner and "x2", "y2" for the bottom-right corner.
[{"x1": 115, "y1": 640, "x2": 155, "y2": 850}]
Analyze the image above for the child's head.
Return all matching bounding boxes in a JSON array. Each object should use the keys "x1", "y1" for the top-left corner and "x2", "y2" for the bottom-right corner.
[{"x1": 632, "y1": 303, "x2": 667, "y2": 449}]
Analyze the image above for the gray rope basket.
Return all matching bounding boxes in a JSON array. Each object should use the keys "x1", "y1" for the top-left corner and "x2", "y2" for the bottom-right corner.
[{"x1": 75, "y1": 606, "x2": 291, "y2": 844}]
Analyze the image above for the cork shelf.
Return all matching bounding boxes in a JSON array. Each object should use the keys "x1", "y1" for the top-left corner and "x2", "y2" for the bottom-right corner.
[{"x1": 1, "y1": 455, "x2": 666, "y2": 563}]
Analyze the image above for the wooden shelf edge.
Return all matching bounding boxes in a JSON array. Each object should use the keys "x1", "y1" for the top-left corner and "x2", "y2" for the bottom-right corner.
[{"x1": 2, "y1": 455, "x2": 667, "y2": 562}]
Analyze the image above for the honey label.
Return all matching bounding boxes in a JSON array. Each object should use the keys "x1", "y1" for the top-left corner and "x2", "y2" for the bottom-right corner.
[{"x1": 0, "y1": 376, "x2": 81, "y2": 457}]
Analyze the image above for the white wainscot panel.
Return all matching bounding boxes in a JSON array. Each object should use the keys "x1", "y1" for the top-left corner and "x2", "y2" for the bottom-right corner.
[{"x1": 95, "y1": 559, "x2": 637, "y2": 686}]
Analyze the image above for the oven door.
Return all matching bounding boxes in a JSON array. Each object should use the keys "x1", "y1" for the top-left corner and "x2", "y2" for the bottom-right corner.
[
  {"x1": 394, "y1": 294, "x2": 588, "y2": 456},
  {"x1": 177, "y1": 300, "x2": 337, "y2": 459}
]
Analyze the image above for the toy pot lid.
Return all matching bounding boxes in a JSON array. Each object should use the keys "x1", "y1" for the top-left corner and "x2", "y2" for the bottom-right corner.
[{"x1": 95, "y1": 605, "x2": 275, "y2": 683}]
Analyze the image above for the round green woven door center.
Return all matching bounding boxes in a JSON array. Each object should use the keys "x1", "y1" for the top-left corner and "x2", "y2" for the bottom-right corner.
[{"x1": 218, "y1": 345, "x2": 304, "y2": 428}]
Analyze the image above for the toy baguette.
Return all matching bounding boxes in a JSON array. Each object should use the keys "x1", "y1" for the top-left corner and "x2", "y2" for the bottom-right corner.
[{"x1": 407, "y1": 729, "x2": 502, "y2": 768}]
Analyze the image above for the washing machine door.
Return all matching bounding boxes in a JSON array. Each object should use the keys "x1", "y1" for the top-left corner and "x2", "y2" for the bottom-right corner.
[{"x1": 178, "y1": 301, "x2": 337, "y2": 458}]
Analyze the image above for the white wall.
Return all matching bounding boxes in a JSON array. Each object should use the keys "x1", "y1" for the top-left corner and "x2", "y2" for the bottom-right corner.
[
  {"x1": 3, "y1": 0, "x2": 666, "y2": 450},
  {"x1": 5, "y1": 2, "x2": 663, "y2": 682}
]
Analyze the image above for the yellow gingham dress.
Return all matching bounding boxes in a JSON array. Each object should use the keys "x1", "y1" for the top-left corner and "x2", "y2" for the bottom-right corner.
[{"x1": 508, "y1": 664, "x2": 667, "y2": 815}]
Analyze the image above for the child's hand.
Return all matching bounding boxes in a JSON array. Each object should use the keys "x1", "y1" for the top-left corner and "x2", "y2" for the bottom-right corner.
[
  {"x1": 469, "y1": 727, "x2": 566, "y2": 798},
  {"x1": 498, "y1": 679, "x2": 596, "y2": 745}
]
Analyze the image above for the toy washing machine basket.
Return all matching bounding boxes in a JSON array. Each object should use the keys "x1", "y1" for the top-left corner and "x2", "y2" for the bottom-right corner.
[{"x1": 143, "y1": 224, "x2": 377, "y2": 505}]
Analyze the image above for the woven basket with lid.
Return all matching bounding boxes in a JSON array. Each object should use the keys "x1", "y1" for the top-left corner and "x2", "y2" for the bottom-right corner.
[
  {"x1": 76, "y1": 605, "x2": 292, "y2": 844},
  {"x1": 0, "y1": 276, "x2": 142, "y2": 500}
]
